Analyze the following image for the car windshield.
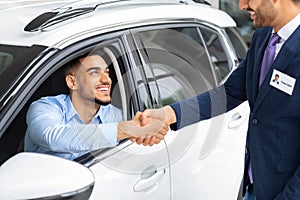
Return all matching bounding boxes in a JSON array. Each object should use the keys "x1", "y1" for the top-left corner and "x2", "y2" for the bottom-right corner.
[{"x1": 0, "y1": 44, "x2": 47, "y2": 101}]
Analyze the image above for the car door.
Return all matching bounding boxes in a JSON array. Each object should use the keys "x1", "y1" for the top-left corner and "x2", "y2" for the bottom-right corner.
[
  {"x1": 0, "y1": 31, "x2": 171, "y2": 199},
  {"x1": 132, "y1": 23, "x2": 249, "y2": 199},
  {"x1": 85, "y1": 33, "x2": 171, "y2": 200}
]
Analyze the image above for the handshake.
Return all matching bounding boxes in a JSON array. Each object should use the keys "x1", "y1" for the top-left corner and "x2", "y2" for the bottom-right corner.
[{"x1": 118, "y1": 106, "x2": 176, "y2": 146}]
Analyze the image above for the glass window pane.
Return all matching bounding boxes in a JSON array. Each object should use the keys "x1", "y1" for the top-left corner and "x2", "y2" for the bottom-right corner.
[
  {"x1": 136, "y1": 27, "x2": 215, "y2": 105},
  {"x1": 200, "y1": 27, "x2": 230, "y2": 81},
  {"x1": 225, "y1": 27, "x2": 247, "y2": 61},
  {"x1": 0, "y1": 45, "x2": 47, "y2": 99}
]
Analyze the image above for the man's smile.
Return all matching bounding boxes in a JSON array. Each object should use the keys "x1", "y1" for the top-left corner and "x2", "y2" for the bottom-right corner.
[{"x1": 96, "y1": 85, "x2": 110, "y2": 94}]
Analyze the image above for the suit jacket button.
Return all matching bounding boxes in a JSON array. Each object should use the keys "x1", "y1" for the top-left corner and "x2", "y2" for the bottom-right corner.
[{"x1": 252, "y1": 119, "x2": 258, "y2": 124}]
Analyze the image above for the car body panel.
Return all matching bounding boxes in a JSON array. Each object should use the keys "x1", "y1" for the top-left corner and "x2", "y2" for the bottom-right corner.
[
  {"x1": 88, "y1": 141, "x2": 171, "y2": 199},
  {"x1": 167, "y1": 102, "x2": 249, "y2": 199},
  {"x1": 0, "y1": 1, "x2": 235, "y2": 48}
]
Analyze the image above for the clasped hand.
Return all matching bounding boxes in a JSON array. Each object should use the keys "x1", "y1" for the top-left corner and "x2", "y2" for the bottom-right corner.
[{"x1": 120, "y1": 107, "x2": 171, "y2": 146}]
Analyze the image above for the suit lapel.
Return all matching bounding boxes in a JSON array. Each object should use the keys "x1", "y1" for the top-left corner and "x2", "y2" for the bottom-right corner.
[
  {"x1": 253, "y1": 26, "x2": 300, "y2": 113},
  {"x1": 273, "y1": 26, "x2": 300, "y2": 72}
]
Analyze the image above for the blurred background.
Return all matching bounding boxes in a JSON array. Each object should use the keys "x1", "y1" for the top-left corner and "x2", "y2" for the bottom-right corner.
[{"x1": 209, "y1": 0, "x2": 255, "y2": 45}]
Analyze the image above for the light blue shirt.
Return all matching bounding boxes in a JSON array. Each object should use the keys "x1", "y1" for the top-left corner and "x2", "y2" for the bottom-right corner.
[{"x1": 24, "y1": 94, "x2": 123, "y2": 160}]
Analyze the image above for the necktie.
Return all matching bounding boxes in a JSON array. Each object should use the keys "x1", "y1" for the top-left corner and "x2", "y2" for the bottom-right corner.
[{"x1": 259, "y1": 33, "x2": 281, "y2": 86}]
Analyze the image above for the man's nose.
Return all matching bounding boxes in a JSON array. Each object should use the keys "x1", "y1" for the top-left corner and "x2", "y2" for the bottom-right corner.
[
  {"x1": 239, "y1": 0, "x2": 249, "y2": 10},
  {"x1": 99, "y1": 72, "x2": 110, "y2": 83}
]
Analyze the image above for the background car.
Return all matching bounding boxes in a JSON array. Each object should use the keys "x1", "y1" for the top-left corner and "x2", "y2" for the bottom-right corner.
[{"x1": 0, "y1": 0, "x2": 249, "y2": 199}]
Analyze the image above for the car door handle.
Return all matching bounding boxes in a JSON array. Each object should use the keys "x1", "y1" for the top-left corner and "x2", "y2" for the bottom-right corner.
[
  {"x1": 228, "y1": 113, "x2": 245, "y2": 129},
  {"x1": 133, "y1": 170, "x2": 165, "y2": 192}
]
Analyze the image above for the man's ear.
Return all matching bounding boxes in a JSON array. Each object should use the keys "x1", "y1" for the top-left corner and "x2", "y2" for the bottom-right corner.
[{"x1": 65, "y1": 75, "x2": 77, "y2": 90}]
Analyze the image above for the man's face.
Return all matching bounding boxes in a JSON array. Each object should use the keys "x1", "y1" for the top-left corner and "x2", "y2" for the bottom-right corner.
[
  {"x1": 239, "y1": 0, "x2": 278, "y2": 28},
  {"x1": 75, "y1": 55, "x2": 112, "y2": 106}
]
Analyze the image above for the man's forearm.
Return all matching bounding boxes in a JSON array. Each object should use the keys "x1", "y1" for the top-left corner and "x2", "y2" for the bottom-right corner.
[{"x1": 117, "y1": 121, "x2": 131, "y2": 140}]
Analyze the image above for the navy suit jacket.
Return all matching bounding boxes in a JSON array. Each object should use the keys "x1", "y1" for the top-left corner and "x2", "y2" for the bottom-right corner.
[{"x1": 170, "y1": 26, "x2": 300, "y2": 199}]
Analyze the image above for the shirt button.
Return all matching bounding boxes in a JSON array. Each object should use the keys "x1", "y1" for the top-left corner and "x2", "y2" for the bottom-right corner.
[
  {"x1": 245, "y1": 148, "x2": 248, "y2": 154},
  {"x1": 252, "y1": 119, "x2": 258, "y2": 124}
]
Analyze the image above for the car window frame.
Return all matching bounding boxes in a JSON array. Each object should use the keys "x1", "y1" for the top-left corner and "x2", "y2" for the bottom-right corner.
[
  {"x1": 0, "y1": 45, "x2": 49, "y2": 106},
  {"x1": 199, "y1": 22, "x2": 240, "y2": 84},
  {"x1": 130, "y1": 22, "x2": 222, "y2": 107},
  {"x1": 0, "y1": 30, "x2": 137, "y2": 165}
]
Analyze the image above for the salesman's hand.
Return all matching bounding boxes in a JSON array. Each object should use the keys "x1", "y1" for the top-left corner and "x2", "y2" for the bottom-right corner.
[
  {"x1": 130, "y1": 106, "x2": 177, "y2": 146},
  {"x1": 118, "y1": 111, "x2": 169, "y2": 145}
]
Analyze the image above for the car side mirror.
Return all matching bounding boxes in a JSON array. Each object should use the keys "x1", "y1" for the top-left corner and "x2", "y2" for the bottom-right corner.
[{"x1": 0, "y1": 152, "x2": 94, "y2": 199}]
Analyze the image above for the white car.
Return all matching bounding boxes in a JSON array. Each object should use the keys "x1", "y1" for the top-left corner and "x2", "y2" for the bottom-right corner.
[{"x1": 0, "y1": 0, "x2": 249, "y2": 199}]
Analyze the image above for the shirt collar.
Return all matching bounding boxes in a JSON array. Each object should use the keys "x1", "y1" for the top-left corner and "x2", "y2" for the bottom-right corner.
[
  {"x1": 65, "y1": 95, "x2": 104, "y2": 123},
  {"x1": 95, "y1": 105, "x2": 103, "y2": 122},
  {"x1": 65, "y1": 95, "x2": 78, "y2": 122},
  {"x1": 276, "y1": 12, "x2": 300, "y2": 41}
]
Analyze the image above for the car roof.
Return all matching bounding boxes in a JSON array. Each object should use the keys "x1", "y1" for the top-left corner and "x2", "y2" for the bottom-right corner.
[{"x1": 0, "y1": 0, "x2": 236, "y2": 48}]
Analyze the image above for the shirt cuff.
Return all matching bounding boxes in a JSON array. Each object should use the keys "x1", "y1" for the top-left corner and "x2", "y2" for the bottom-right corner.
[{"x1": 101, "y1": 123, "x2": 118, "y2": 145}]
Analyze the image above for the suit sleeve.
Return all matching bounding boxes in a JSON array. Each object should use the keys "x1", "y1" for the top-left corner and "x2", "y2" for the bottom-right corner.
[{"x1": 170, "y1": 57, "x2": 248, "y2": 130}]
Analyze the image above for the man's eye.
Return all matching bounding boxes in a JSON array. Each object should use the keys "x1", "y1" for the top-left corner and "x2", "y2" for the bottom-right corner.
[{"x1": 90, "y1": 71, "x2": 99, "y2": 75}]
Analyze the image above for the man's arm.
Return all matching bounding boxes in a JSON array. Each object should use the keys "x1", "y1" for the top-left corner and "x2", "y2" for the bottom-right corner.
[
  {"x1": 26, "y1": 101, "x2": 120, "y2": 152},
  {"x1": 118, "y1": 111, "x2": 170, "y2": 145},
  {"x1": 26, "y1": 101, "x2": 168, "y2": 153},
  {"x1": 141, "y1": 106, "x2": 177, "y2": 126},
  {"x1": 131, "y1": 106, "x2": 176, "y2": 146}
]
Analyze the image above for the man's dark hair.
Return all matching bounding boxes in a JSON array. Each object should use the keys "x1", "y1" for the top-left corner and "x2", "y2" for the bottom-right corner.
[
  {"x1": 63, "y1": 54, "x2": 86, "y2": 76},
  {"x1": 63, "y1": 49, "x2": 110, "y2": 76}
]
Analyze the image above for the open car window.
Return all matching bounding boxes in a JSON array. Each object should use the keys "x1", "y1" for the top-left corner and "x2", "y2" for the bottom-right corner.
[{"x1": 0, "y1": 38, "x2": 129, "y2": 166}]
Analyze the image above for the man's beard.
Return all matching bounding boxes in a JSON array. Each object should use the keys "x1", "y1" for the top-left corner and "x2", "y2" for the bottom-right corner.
[
  {"x1": 253, "y1": 1, "x2": 276, "y2": 28},
  {"x1": 95, "y1": 98, "x2": 111, "y2": 106}
]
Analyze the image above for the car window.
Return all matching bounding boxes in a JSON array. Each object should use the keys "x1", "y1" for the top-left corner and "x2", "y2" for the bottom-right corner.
[
  {"x1": 0, "y1": 51, "x2": 13, "y2": 74},
  {"x1": 133, "y1": 26, "x2": 215, "y2": 106},
  {"x1": 0, "y1": 38, "x2": 128, "y2": 165},
  {"x1": 200, "y1": 26, "x2": 231, "y2": 82},
  {"x1": 0, "y1": 45, "x2": 47, "y2": 101},
  {"x1": 225, "y1": 27, "x2": 247, "y2": 61}
]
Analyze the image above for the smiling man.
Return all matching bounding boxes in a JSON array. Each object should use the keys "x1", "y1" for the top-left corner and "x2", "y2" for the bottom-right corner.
[
  {"x1": 24, "y1": 51, "x2": 168, "y2": 160},
  {"x1": 64, "y1": 53, "x2": 114, "y2": 124}
]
